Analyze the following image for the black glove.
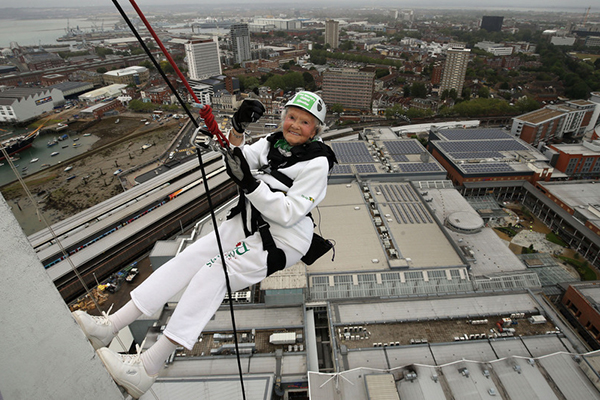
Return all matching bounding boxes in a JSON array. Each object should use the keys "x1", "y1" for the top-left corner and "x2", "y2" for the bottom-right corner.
[
  {"x1": 224, "y1": 147, "x2": 259, "y2": 193},
  {"x1": 232, "y1": 99, "x2": 265, "y2": 134}
]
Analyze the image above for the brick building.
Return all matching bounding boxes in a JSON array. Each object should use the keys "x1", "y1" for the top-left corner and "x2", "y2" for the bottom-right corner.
[
  {"x1": 545, "y1": 140, "x2": 600, "y2": 179},
  {"x1": 141, "y1": 85, "x2": 174, "y2": 105},
  {"x1": 560, "y1": 282, "x2": 600, "y2": 350},
  {"x1": 103, "y1": 66, "x2": 150, "y2": 86},
  {"x1": 511, "y1": 100, "x2": 598, "y2": 146}
]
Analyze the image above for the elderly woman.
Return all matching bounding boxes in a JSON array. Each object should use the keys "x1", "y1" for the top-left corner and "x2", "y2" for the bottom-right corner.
[{"x1": 73, "y1": 91, "x2": 336, "y2": 399}]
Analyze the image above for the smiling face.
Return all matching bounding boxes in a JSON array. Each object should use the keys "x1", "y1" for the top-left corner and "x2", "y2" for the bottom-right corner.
[{"x1": 282, "y1": 106, "x2": 318, "y2": 146}]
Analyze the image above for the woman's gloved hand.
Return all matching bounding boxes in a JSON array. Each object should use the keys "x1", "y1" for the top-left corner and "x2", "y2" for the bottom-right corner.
[
  {"x1": 231, "y1": 99, "x2": 265, "y2": 134},
  {"x1": 224, "y1": 147, "x2": 259, "y2": 193}
]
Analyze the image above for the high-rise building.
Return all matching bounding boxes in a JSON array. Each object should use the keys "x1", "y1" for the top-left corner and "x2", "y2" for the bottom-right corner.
[
  {"x1": 440, "y1": 47, "x2": 470, "y2": 96},
  {"x1": 322, "y1": 68, "x2": 374, "y2": 111},
  {"x1": 185, "y1": 37, "x2": 222, "y2": 81},
  {"x1": 325, "y1": 20, "x2": 339, "y2": 49},
  {"x1": 230, "y1": 24, "x2": 251, "y2": 65},
  {"x1": 481, "y1": 16, "x2": 504, "y2": 32}
]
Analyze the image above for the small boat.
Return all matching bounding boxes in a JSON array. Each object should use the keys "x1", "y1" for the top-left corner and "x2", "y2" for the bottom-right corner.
[
  {"x1": 66, "y1": 175, "x2": 77, "y2": 181},
  {"x1": 22, "y1": 166, "x2": 28, "y2": 171},
  {"x1": 64, "y1": 166, "x2": 73, "y2": 172},
  {"x1": 83, "y1": 133, "x2": 91, "y2": 137},
  {"x1": 51, "y1": 152, "x2": 59, "y2": 157},
  {"x1": 73, "y1": 143, "x2": 80, "y2": 148},
  {"x1": 47, "y1": 139, "x2": 58, "y2": 147},
  {"x1": 58, "y1": 134, "x2": 68, "y2": 141},
  {"x1": 41, "y1": 163, "x2": 50, "y2": 168},
  {"x1": 115, "y1": 119, "x2": 120, "y2": 124},
  {"x1": 73, "y1": 137, "x2": 79, "y2": 141},
  {"x1": 30, "y1": 158, "x2": 39, "y2": 163},
  {"x1": 62, "y1": 145, "x2": 68, "y2": 149}
]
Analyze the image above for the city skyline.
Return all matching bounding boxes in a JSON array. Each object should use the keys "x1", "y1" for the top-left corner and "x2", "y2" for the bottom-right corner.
[{"x1": 0, "y1": 0, "x2": 595, "y2": 12}]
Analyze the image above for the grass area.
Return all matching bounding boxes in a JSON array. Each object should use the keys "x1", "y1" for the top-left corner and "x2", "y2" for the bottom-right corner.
[
  {"x1": 569, "y1": 52, "x2": 600, "y2": 62},
  {"x1": 558, "y1": 256, "x2": 597, "y2": 281},
  {"x1": 28, "y1": 119, "x2": 62, "y2": 128},
  {"x1": 546, "y1": 232, "x2": 568, "y2": 247},
  {"x1": 496, "y1": 226, "x2": 518, "y2": 237}
]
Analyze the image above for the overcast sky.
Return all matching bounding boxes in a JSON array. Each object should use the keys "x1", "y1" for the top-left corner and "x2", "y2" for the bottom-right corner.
[{"x1": 0, "y1": 0, "x2": 594, "y2": 10}]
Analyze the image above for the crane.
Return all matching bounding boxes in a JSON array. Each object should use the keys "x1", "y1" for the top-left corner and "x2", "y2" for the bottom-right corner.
[{"x1": 583, "y1": 7, "x2": 591, "y2": 24}]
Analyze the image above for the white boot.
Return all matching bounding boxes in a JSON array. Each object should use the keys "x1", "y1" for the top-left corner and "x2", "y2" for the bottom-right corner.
[
  {"x1": 97, "y1": 347, "x2": 157, "y2": 399},
  {"x1": 72, "y1": 308, "x2": 116, "y2": 350}
]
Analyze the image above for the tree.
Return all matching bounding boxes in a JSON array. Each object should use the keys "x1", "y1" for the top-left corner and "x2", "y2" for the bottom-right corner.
[
  {"x1": 375, "y1": 69, "x2": 390, "y2": 79},
  {"x1": 461, "y1": 87, "x2": 472, "y2": 100},
  {"x1": 448, "y1": 88, "x2": 458, "y2": 101},
  {"x1": 96, "y1": 67, "x2": 107, "y2": 74},
  {"x1": 403, "y1": 85, "x2": 411, "y2": 97},
  {"x1": 238, "y1": 75, "x2": 259, "y2": 92},
  {"x1": 159, "y1": 60, "x2": 174, "y2": 74},
  {"x1": 411, "y1": 82, "x2": 427, "y2": 98},
  {"x1": 302, "y1": 72, "x2": 316, "y2": 91},
  {"x1": 331, "y1": 103, "x2": 344, "y2": 113},
  {"x1": 477, "y1": 86, "x2": 490, "y2": 98},
  {"x1": 515, "y1": 97, "x2": 540, "y2": 113}
]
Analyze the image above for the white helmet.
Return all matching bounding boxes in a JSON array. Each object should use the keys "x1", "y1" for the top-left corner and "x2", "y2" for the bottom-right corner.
[{"x1": 285, "y1": 91, "x2": 326, "y2": 124}]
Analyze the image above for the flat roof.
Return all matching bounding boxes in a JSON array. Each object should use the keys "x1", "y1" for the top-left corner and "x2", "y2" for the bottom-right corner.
[
  {"x1": 551, "y1": 143, "x2": 600, "y2": 156},
  {"x1": 426, "y1": 187, "x2": 527, "y2": 275},
  {"x1": 537, "y1": 181, "x2": 600, "y2": 224},
  {"x1": 516, "y1": 107, "x2": 566, "y2": 125},
  {"x1": 579, "y1": 286, "x2": 600, "y2": 305},
  {"x1": 333, "y1": 293, "x2": 539, "y2": 325}
]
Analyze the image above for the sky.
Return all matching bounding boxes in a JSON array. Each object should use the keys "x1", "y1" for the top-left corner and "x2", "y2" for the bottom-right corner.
[{"x1": 0, "y1": 0, "x2": 594, "y2": 11}]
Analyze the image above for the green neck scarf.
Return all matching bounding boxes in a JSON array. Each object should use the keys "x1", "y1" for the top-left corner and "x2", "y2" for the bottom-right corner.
[{"x1": 274, "y1": 138, "x2": 293, "y2": 152}]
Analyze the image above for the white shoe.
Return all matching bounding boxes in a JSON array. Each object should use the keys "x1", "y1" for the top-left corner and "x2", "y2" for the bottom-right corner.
[
  {"x1": 72, "y1": 308, "x2": 116, "y2": 350},
  {"x1": 97, "y1": 347, "x2": 157, "y2": 399}
]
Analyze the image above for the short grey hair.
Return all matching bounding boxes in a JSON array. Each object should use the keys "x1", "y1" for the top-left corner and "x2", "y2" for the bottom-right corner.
[{"x1": 280, "y1": 107, "x2": 327, "y2": 138}]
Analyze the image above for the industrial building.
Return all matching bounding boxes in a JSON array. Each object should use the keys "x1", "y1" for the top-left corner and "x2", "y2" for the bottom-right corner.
[
  {"x1": 77, "y1": 83, "x2": 127, "y2": 104},
  {"x1": 545, "y1": 140, "x2": 600, "y2": 179},
  {"x1": 0, "y1": 87, "x2": 65, "y2": 123},
  {"x1": 103, "y1": 65, "x2": 149, "y2": 86}
]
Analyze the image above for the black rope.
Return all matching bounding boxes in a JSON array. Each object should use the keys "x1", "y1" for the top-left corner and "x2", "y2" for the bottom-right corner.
[{"x1": 111, "y1": 2, "x2": 247, "y2": 398}]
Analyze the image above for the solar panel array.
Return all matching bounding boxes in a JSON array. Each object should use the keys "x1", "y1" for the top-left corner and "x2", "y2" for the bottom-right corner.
[
  {"x1": 384, "y1": 140, "x2": 423, "y2": 155},
  {"x1": 331, "y1": 164, "x2": 353, "y2": 174},
  {"x1": 437, "y1": 140, "x2": 529, "y2": 154},
  {"x1": 450, "y1": 151, "x2": 504, "y2": 160},
  {"x1": 331, "y1": 142, "x2": 374, "y2": 164},
  {"x1": 398, "y1": 163, "x2": 442, "y2": 173},
  {"x1": 376, "y1": 183, "x2": 433, "y2": 225},
  {"x1": 461, "y1": 163, "x2": 515, "y2": 173},
  {"x1": 439, "y1": 128, "x2": 512, "y2": 141},
  {"x1": 389, "y1": 154, "x2": 409, "y2": 162},
  {"x1": 355, "y1": 164, "x2": 378, "y2": 174}
]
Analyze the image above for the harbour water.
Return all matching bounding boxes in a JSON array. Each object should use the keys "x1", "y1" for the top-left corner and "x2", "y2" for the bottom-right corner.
[
  {"x1": 0, "y1": 130, "x2": 99, "y2": 187},
  {"x1": 0, "y1": 18, "x2": 120, "y2": 48}
]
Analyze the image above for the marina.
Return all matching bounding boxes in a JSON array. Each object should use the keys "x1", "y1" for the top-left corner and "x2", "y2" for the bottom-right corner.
[{"x1": 0, "y1": 131, "x2": 98, "y2": 187}]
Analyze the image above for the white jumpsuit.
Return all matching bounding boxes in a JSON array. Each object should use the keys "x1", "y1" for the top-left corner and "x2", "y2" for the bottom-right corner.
[{"x1": 130, "y1": 136, "x2": 331, "y2": 350}]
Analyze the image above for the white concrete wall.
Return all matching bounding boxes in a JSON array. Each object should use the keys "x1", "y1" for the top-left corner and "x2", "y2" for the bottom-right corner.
[{"x1": 0, "y1": 193, "x2": 123, "y2": 400}]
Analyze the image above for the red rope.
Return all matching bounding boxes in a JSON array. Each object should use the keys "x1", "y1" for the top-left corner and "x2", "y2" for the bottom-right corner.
[{"x1": 128, "y1": 0, "x2": 229, "y2": 148}]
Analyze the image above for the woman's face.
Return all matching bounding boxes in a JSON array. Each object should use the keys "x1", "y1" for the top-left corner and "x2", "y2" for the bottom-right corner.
[{"x1": 282, "y1": 107, "x2": 318, "y2": 146}]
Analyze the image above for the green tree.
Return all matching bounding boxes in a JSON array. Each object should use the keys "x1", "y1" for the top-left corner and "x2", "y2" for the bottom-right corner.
[
  {"x1": 410, "y1": 82, "x2": 427, "y2": 98},
  {"x1": 515, "y1": 97, "x2": 540, "y2": 113},
  {"x1": 95, "y1": 47, "x2": 114, "y2": 57},
  {"x1": 159, "y1": 60, "x2": 174, "y2": 74},
  {"x1": 477, "y1": 86, "x2": 490, "y2": 98},
  {"x1": 375, "y1": 69, "x2": 390, "y2": 79},
  {"x1": 462, "y1": 87, "x2": 472, "y2": 100},
  {"x1": 302, "y1": 72, "x2": 316, "y2": 91},
  {"x1": 331, "y1": 103, "x2": 344, "y2": 113},
  {"x1": 238, "y1": 76, "x2": 260, "y2": 92},
  {"x1": 96, "y1": 67, "x2": 107, "y2": 74}
]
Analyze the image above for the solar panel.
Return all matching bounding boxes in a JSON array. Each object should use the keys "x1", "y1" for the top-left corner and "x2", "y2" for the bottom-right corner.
[
  {"x1": 398, "y1": 163, "x2": 442, "y2": 173},
  {"x1": 450, "y1": 151, "x2": 504, "y2": 160},
  {"x1": 384, "y1": 140, "x2": 424, "y2": 155},
  {"x1": 438, "y1": 128, "x2": 512, "y2": 141},
  {"x1": 390, "y1": 154, "x2": 409, "y2": 162},
  {"x1": 461, "y1": 163, "x2": 515, "y2": 173},
  {"x1": 331, "y1": 164, "x2": 353, "y2": 174},
  {"x1": 437, "y1": 139, "x2": 529, "y2": 154},
  {"x1": 331, "y1": 142, "x2": 374, "y2": 164},
  {"x1": 355, "y1": 164, "x2": 378, "y2": 174}
]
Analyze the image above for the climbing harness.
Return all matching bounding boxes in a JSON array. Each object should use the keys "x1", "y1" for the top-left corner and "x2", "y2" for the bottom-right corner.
[
  {"x1": 226, "y1": 132, "x2": 337, "y2": 274},
  {"x1": 111, "y1": 1, "x2": 246, "y2": 398}
]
